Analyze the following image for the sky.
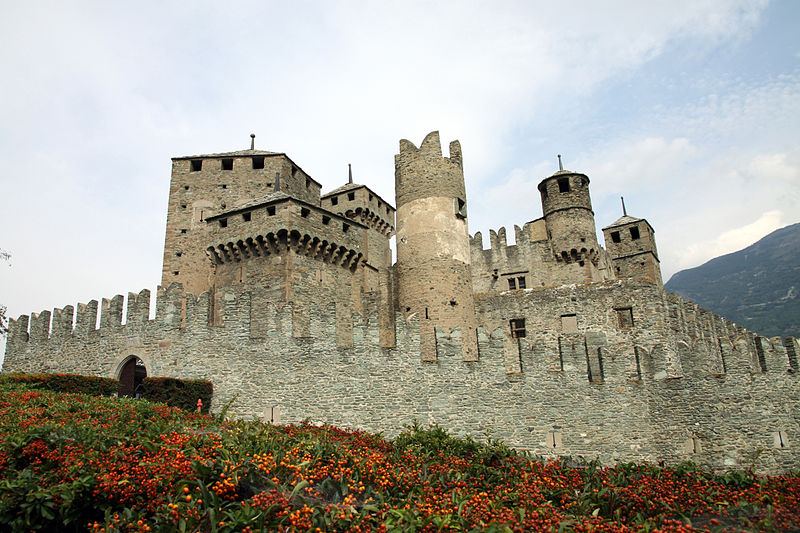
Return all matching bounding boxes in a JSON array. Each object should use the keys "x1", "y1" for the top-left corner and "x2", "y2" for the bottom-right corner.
[{"x1": 1, "y1": 0, "x2": 799, "y2": 351}]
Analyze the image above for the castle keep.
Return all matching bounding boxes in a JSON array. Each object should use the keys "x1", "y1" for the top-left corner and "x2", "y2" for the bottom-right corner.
[{"x1": 4, "y1": 131, "x2": 799, "y2": 472}]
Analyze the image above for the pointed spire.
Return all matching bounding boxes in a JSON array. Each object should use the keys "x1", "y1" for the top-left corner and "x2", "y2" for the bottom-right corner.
[
  {"x1": 274, "y1": 170, "x2": 281, "y2": 192},
  {"x1": 621, "y1": 196, "x2": 627, "y2": 216},
  {"x1": 348, "y1": 163, "x2": 353, "y2": 184},
  {"x1": 557, "y1": 154, "x2": 563, "y2": 171},
  {"x1": 250, "y1": 133, "x2": 255, "y2": 150}
]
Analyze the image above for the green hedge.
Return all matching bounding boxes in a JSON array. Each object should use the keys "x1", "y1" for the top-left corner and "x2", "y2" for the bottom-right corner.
[
  {"x1": 0, "y1": 373, "x2": 119, "y2": 396},
  {"x1": 142, "y1": 377, "x2": 213, "y2": 414}
]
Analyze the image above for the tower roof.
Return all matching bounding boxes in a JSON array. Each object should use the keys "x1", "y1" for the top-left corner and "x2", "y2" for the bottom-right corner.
[{"x1": 602, "y1": 214, "x2": 654, "y2": 232}]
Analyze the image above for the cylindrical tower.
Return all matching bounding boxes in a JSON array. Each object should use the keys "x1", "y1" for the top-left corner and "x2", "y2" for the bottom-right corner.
[
  {"x1": 394, "y1": 131, "x2": 478, "y2": 361},
  {"x1": 538, "y1": 169, "x2": 601, "y2": 268}
]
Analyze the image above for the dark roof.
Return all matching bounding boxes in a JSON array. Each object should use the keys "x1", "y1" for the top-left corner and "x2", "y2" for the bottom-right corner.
[
  {"x1": 205, "y1": 191, "x2": 290, "y2": 220},
  {"x1": 602, "y1": 215, "x2": 653, "y2": 231},
  {"x1": 172, "y1": 150, "x2": 282, "y2": 160},
  {"x1": 321, "y1": 183, "x2": 396, "y2": 212}
]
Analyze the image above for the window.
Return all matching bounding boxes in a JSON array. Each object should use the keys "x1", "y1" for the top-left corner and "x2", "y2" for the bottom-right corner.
[
  {"x1": 219, "y1": 218, "x2": 228, "y2": 228},
  {"x1": 252, "y1": 156, "x2": 264, "y2": 169},
  {"x1": 221, "y1": 184, "x2": 227, "y2": 189},
  {"x1": 184, "y1": 185, "x2": 189, "y2": 190},
  {"x1": 322, "y1": 216, "x2": 330, "y2": 225},
  {"x1": 369, "y1": 194, "x2": 373, "y2": 201},
  {"x1": 173, "y1": 271, "x2": 179, "y2": 276},
  {"x1": 615, "y1": 307, "x2": 634, "y2": 328},
  {"x1": 611, "y1": 231, "x2": 621, "y2": 243},
  {"x1": 331, "y1": 196, "x2": 338, "y2": 206},
  {"x1": 180, "y1": 229, "x2": 188, "y2": 234},
  {"x1": 190, "y1": 159, "x2": 202, "y2": 171},
  {"x1": 517, "y1": 276, "x2": 526, "y2": 289},
  {"x1": 181, "y1": 204, "x2": 187, "y2": 209},
  {"x1": 242, "y1": 212, "x2": 251, "y2": 222},
  {"x1": 175, "y1": 252, "x2": 182, "y2": 257},
  {"x1": 629, "y1": 226, "x2": 640, "y2": 240},
  {"x1": 347, "y1": 192, "x2": 355, "y2": 201},
  {"x1": 510, "y1": 319, "x2": 526, "y2": 339},
  {"x1": 301, "y1": 208, "x2": 310, "y2": 218},
  {"x1": 455, "y1": 198, "x2": 466, "y2": 219},
  {"x1": 306, "y1": 177, "x2": 310, "y2": 189},
  {"x1": 558, "y1": 177, "x2": 570, "y2": 192},
  {"x1": 221, "y1": 158, "x2": 233, "y2": 170},
  {"x1": 561, "y1": 314, "x2": 578, "y2": 333},
  {"x1": 342, "y1": 223, "x2": 350, "y2": 233},
  {"x1": 267, "y1": 206, "x2": 276, "y2": 216},
  {"x1": 508, "y1": 278, "x2": 516, "y2": 290},
  {"x1": 541, "y1": 185, "x2": 548, "y2": 199}
]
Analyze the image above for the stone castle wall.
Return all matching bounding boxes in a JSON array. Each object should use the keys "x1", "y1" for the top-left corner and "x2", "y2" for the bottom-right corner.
[{"x1": 5, "y1": 281, "x2": 798, "y2": 473}]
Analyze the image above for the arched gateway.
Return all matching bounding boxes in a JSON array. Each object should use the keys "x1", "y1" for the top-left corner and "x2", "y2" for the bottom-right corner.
[{"x1": 118, "y1": 356, "x2": 147, "y2": 398}]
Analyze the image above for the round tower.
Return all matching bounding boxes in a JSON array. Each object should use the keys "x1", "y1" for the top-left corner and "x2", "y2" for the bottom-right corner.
[
  {"x1": 394, "y1": 131, "x2": 478, "y2": 361},
  {"x1": 538, "y1": 165, "x2": 601, "y2": 267}
]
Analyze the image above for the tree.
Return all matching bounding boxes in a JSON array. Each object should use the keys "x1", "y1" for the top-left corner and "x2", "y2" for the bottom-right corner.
[{"x1": 0, "y1": 249, "x2": 10, "y2": 337}]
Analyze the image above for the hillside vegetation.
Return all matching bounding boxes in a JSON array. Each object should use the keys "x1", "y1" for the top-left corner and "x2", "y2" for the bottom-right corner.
[
  {"x1": 666, "y1": 223, "x2": 800, "y2": 338},
  {"x1": 1, "y1": 385, "x2": 799, "y2": 532}
]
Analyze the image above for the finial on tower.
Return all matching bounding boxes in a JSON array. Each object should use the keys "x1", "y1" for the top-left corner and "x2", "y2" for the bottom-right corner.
[
  {"x1": 557, "y1": 154, "x2": 563, "y2": 171},
  {"x1": 621, "y1": 196, "x2": 627, "y2": 216},
  {"x1": 274, "y1": 170, "x2": 281, "y2": 192},
  {"x1": 250, "y1": 133, "x2": 255, "y2": 150},
  {"x1": 348, "y1": 163, "x2": 353, "y2": 184}
]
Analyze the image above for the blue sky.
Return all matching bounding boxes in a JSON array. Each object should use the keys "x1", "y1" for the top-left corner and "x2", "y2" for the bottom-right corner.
[{"x1": 1, "y1": 0, "x2": 799, "y2": 349}]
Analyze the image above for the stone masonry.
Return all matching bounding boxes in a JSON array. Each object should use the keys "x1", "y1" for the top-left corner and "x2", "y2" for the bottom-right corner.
[{"x1": 4, "y1": 131, "x2": 799, "y2": 473}]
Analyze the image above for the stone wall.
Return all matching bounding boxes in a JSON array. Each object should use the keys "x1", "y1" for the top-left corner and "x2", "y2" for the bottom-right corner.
[{"x1": 5, "y1": 280, "x2": 798, "y2": 474}]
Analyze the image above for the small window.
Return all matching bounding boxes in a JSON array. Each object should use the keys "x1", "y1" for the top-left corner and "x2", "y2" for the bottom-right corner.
[
  {"x1": 301, "y1": 207, "x2": 310, "y2": 218},
  {"x1": 221, "y1": 158, "x2": 233, "y2": 170},
  {"x1": 541, "y1": 185, "x2": 548, "y2": 199},
  {"x1": 221, "y1": 184, "x2": 227, "y2": 189},
  {"x1": 517, "y1": 277, "x2": 526, "y2": 289},
  {"x1": 176, "y1": 252, "x2": 182, "y2": 257},
  {"x1": 221, "y1": 203, "x2": 226, "y2": 208},
  {"x1": 615, "y1": 307, "x2": 634, "y2": 328},
  {"x1": 181, "y1": 204, "x2": 187, "y2": 209},
  {"x1": 267, "y1": 206, "x2": 276, "y2": 216},
  {"x1": 219, "y1": 218, "x2": 228, "y2": 228},
  {"x1": 378, "y1": 200, "x2": 382, "y2": 208},
  {"x1": 558, "y1": 177, "x2": 570, "y2": 193},
  {"x1": 305, "y1": 177, "x2": 311, "y2": 189},
  {"x1": 455, "y1": 198, "x2": 466, "y2": 219},
  {"x1": 629, "y1": 226, "x2": 640, "y2": 240},
  {"x1": 292, "y1": 166, "x2": 298, "y2": 178},
  {"x1": 342, "y1": 223, "x2": 350, "y2": 232},
  {"x1": 331, "y1": 196, "x2": 339, "y2": 206},
  {"x1": 369, "y1": 194, "x2": 373, "y2": 201},
  {"x1": 173, "y1": 271, "x2": 179, "y2": 276},
  {"x1": 252, "y1": 156, "x2": 265, "y2": 169},
  {"x1": 561, "y1": 314, "x2": 578, "y2": 333},
  {"x1": 510, "y1": 318, "x2": 526, "y2": 339},
  {"x1": 180, "y1": 229, "x2": 188, "y2": 234},
  {"x1": 347, "y1": 192, "x2": 355, "y2": 201},
  {"x1": 322, "y1": 216, "x2": 330, "y2": 225},
  {"x1": 184, "y1": 185, "x2": 189, "y2": 191},
  {"x1": 508, "y1": 278, "x2": 516, "y2": 290},
  {"x1": 190, "y1": 159, "x2": 202, "y2": 171},
  {"x1": 242, "y1": 212, "x2": 251, "y2": 222},
  {"x1": 611, "y1": 231, "x2": 621, "y2": 243}
]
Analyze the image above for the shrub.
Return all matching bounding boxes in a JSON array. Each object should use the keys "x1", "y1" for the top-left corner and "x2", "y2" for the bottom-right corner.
[
  {"x1": 0, "y1": 373, "x2": 119, "y2": 396},
  {"x1": 142, "y1": 376, "x2": 213, "y2": 413}
]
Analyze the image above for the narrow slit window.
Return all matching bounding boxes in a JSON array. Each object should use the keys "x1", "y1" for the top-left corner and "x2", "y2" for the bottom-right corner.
[
  {"x1": 306, "y1": 177, "x2": 311, "y2": 189},
  {"x1": 615, "y1": 307, "x2": 634, "y2": 328},
  {"x1": 629, "y1": 226, "x2": 640, "y2": 240},
  {"x1": 611, "y1": 231, "x2": 621, "y2": 243},
  {"x1": 221, "y1": 158, "x2": 233, "y2": 171},
  {"x1": 510, "y1": 318, "x2": 526, "y2": 339},
  {"x1": 508, "y1": 278, "x2": 516, "y2": 290},
  {"x1": 252, "y1": 156, "x2": 265, "y2": 169}
]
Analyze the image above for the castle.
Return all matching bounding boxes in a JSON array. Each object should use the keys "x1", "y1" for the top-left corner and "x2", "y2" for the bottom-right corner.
[{"x1": 4, "y1": 131, "x2": 799, "y2": 473}]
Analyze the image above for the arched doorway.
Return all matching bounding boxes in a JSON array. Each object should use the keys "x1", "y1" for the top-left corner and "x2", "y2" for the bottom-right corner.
[{"x1": 119, "y1": 356, "x2": 147, "y2": 398}]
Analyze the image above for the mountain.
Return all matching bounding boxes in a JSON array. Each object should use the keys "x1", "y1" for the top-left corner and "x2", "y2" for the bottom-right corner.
[{"x1": 665, "y1": 222, "x2": 800, "y2": 338}]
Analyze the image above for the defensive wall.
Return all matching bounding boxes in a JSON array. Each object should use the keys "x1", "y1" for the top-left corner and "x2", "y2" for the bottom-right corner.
[{"x1": 4, "y1": 280, "x2": 799, "y2": 474}]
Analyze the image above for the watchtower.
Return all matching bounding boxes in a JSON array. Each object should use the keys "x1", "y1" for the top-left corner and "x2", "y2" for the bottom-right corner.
[
  {"x1": 537, "y1": 161, "x2": 604, "y2": 280},
  {"x1": 394, "y1": 131, "x2": 478, "y2": 361},
  {"x1": 602, "y1": 208, "x2": 662, "y2": 286}
]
